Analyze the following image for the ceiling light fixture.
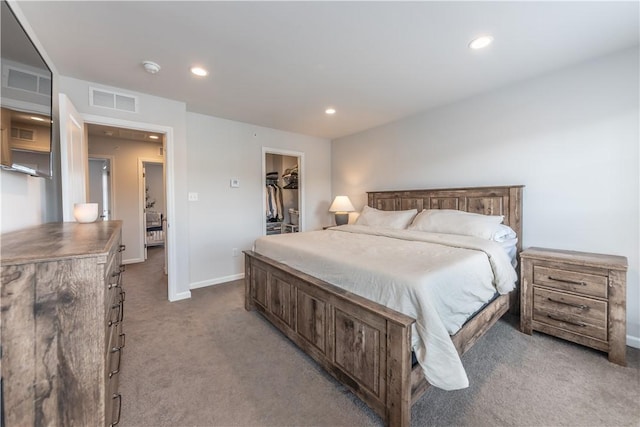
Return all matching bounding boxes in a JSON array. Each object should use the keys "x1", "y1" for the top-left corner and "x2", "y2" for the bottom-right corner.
[
  {"x1": 30, "y1": 116, "x2": 45, "y2": 122},
  {"x1": 149, "y1": 135, "x2": 159, "y2": 140},
  {"x1": 142, "y1": 60, "x2": 161, "y2": 74},
  {"x1": 325, "y1": 108, "x2": 336, "y2": 115},
  {"x1": 469, "y1": 36, "x2": 493, "y2": 50},
  {"x1": 190, "y1": 66, "x2": 208, "y2": 77}
]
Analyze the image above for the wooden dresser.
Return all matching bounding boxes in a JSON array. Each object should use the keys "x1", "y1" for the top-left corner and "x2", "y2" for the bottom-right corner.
[
  {"x1": 1, "y1": 221, "x2": 126, "y2": 426},
  {"x1": 520, "y1": 247, "x2": 627, "y2": 366}
]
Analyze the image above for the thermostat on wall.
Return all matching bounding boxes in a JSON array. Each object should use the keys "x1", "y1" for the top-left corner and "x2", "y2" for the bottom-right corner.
[{"x1": 230, "y1": 178, "x2": 240, "y2": 188}]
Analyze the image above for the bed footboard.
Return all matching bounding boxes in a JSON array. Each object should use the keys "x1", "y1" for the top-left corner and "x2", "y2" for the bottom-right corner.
[{"x1": 244, "y1": 251, "x2": 415, "y2": 427}]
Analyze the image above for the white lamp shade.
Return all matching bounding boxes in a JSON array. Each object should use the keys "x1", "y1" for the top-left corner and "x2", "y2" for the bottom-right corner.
[
  {"x1": 73, "y1": 203, "x2": 99, "y2": 223},
  {"x1": 329, "y1": 196, "x2": 355, "y2": 213}
]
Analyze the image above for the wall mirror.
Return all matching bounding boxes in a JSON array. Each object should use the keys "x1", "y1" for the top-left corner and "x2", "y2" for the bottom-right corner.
[{"x1": 1, "y1": 0, "x2": 53, "y2": 177}]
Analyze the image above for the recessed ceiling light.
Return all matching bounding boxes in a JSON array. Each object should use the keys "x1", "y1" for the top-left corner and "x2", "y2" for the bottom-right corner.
[
  {"x1": 149, "y1": 135, "x2": 159, "y2": 140},
  {"x1": 190, "y1": 66, "x2": 208, "y2": 77},
  {"x1": 469, "y1": 36, "x2": 494, "y2": 50},
  {"x1": 325, "y1": 108, "x2": 336, "y2": 115},
  {"x1": 30, "y1": 116, "x2": 45, "y2": 122}
]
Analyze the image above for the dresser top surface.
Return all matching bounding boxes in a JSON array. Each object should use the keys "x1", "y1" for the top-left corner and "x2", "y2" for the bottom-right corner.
[
  {"x1": 521, "y1": 247, "x2": 627, "y2": 270},
  {"x1": 1, "y1": 221, "x2": 122, "y2": 266}
]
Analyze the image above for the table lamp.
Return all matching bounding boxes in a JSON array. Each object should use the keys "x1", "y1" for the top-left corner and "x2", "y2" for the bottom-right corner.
[{"x1": 329, "y1": 196, "x2": 355, "y2": 226}]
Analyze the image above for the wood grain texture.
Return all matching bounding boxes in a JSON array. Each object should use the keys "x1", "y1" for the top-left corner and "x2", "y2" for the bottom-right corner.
[
  {"x1": 297, "y1": 290, "x2": 327, "y2": 352},
  {"x1": 1, "y1": 264, "x2": 37, "y2": 426},
  {"x1": 367, "y1": 185, "x2": 524, "y2": 252},
  {"x1": 520, "y1": 254, "x2": 534, "y2": 334},
  {"x1": 607, "y1": 269, "x2": 627, "y2": 365},
  {"x1": 520, "y1": 247, "x2": 627, "y2": 366},
  {"x1": 246, "y1": 185, "x2": 524, "y2": 427},
  {"x1": 385, "y1": 321, "x2": 412, "y2": 427},
  {"x1": 1, "y1": 221, "x2": 124, "y2": 426}
]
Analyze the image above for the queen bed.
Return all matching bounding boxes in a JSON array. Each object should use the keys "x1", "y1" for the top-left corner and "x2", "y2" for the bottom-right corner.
[{"x1": 244, "y1": 185, "x2": 523, "y2": 427}]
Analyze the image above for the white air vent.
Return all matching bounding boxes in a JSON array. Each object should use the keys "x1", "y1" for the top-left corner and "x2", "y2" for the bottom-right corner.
[
  {"x1": 89, "y1": 87, "x2": 138, "y2": 113},
  {"x1": 11, "y1": 126, "x2": 35, "y2": 141},
  {"x1": 3, "y1": 66, "x2": 51, "y2": 97}
]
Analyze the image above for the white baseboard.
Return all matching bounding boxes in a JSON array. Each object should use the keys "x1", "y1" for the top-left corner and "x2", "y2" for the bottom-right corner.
[
  {"x1": 169, "y1": 290, "x2": 191, "y2": 302},
  {"x1": 627, "y1": 334, "x2": 640, "y2": 349},
  {"x1": 122, "y1": 257, "x2": 144, "y2": 265},
  {"x1": 190, "y1": 273, "x2": 245, "y2": 290}
]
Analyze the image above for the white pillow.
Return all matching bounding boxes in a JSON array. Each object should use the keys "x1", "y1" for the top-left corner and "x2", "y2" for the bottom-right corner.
[
  {"x1": 355, "y1": 205, "x2": 418, "y2": 229},
  {"x1": 408, "y1": 209, "x2": 506, "y2": 240},
  {"x1": 493, "y1": 223, "x2": 517, "y2": 242}
]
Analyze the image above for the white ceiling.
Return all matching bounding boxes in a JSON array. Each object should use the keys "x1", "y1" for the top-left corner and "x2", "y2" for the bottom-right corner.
[{"x1": 16, "y1": 1, "x2": 639, "y2": 140}]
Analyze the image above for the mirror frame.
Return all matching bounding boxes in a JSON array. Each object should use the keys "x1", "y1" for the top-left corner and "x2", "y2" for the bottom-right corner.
[{"x1": 1, "y1": 0, "x2": 53, "y2": 178}]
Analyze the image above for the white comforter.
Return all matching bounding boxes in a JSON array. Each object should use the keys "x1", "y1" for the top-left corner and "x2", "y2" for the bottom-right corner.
[{"x1": 253, "y1": 225, "x2": 517, "y2": 391}]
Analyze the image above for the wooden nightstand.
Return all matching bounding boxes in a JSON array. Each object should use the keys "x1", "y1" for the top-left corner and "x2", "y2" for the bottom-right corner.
[{"x1": 520, "y1": 247, "x2": 627, "y2": 366}]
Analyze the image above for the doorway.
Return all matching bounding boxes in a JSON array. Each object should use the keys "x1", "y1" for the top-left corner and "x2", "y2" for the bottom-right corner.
[
  {"x1": 262, "y1": 147, "x2": 304, "y2": 235},
  {"x1": 85, "y1": 125, "x2": 166, "y2": 268},
  {"x1": 88, "y1": 155, "x2": 114, "y2": 220},
  {"x1": 59, "y1": 94, "x2": 179, "y2": 300},
  {"x1": 140, "y1": 159, "x2": 166, "y2": 267}
]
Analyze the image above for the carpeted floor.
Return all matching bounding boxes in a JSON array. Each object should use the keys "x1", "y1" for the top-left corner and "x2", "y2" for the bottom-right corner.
[{"x1": 119, "y1": 247, "x2": 639, "y2": 426}]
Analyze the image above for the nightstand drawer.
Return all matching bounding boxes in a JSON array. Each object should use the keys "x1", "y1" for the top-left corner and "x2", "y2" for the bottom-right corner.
[
  {"x1": 533, "y1": 265, "x2": 607, "y2": 298},
  {"x1": 533, "y1": 288, "x2": 607, "y2": 341}
]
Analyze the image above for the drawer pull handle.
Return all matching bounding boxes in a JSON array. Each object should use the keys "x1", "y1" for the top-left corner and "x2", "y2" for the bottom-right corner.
[
  {"x1": 548, "y1": 276, "x2": 586, "y2": 286},
  {"x1": 119, "y1": 265, "x2": 126, "y2": 273},
  {"x1": 119, "y1": 333, "x2": 126, "y2": 349},
  {"x1": 546, "y1": 314, "x2": 587, "y2": 328},
  {"x1": 546, "y1": 297, "x2": 588, "y2": 310},
  {"x1": 119, "y1": 244, "x2": 126, "y2": 253},
  {"x1": 109, "y1": 346, "x2": 122, "y2": 378},
  {"x1": 110, "y1": 393, "x2": 122, "y2": 426},
  {"x1": 108, "y1": 303, "x2": 121, "y2": 326}
]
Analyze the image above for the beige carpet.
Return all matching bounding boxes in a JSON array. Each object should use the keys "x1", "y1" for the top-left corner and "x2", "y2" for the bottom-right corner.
[{"x1": 119, "y1": 247, "x2": 639, "y2": 426}]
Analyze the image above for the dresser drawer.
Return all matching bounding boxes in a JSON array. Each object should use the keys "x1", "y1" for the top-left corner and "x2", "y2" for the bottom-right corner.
[
  {"x1": 533, "y1": 265, "x2": 607, "y2": 298},
  {"x1": 533, "y1": 288, "x2": 607, "y2": 341},
  {"x1": 105, "y1": 374, "x2": 123, "y2": 427}
]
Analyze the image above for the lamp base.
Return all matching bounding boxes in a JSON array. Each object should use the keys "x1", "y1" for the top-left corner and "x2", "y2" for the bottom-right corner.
[{"x1": 334, "y1": 212, "x2": 349, "y2": 226}]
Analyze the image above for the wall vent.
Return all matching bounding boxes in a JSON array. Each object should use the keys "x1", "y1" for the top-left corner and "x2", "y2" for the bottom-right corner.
[
  {"x1": 3, "y1": 66, "x2": 51, "y2": 97},
  {"x1": 11, "y1": 126, "x2": 36, "y2": 141},
  {"x1": 89, "y1": 87, "x2": 138, "y2": 113}
]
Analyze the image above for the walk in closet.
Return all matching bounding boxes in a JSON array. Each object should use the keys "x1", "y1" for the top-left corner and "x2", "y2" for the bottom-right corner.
[{"x1": 265, "y1": 152, "x2": 300, "y2": 235}]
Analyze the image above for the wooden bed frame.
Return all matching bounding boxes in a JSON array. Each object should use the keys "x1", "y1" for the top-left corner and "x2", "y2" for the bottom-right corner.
[{"x1": 244, "y1": 185, "x2": 523, "y2": 427}]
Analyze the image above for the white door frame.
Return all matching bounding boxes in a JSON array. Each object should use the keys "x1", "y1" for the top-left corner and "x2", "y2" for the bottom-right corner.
[
  {"x1": 88, "y1": 154, "x2": 116, "y2": 220},
  {"x1": 262, "y1": 147, "x2": 305, "y2": 234},
  {"x1": 81, "y1": 113, "x2": 178, "y2": 302}
]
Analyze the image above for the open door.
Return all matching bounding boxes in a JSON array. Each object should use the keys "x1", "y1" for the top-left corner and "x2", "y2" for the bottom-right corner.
[
  {"x1": 59, "y1": 93, "x2": 87, "y2": 221},
  {"x1": 140, "y1": 158, "x2": 166, "y2": 271},
  {"x1": 88, "y1": 156, "x2": 114, "y2": 221}
]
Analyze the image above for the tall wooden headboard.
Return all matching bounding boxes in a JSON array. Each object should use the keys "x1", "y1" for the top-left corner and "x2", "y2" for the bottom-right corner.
[{"x1": 367, "y1": 185, "x2": 524, "y2": 252}]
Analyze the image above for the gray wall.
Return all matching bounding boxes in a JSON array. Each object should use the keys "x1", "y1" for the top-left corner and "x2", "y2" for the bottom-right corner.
[
  {"x1": 332, "y1": 48, "x2": 640, "y2": 345},
  {"x1": 186, "y1": 112, "x2": 332, "y2": 288}
]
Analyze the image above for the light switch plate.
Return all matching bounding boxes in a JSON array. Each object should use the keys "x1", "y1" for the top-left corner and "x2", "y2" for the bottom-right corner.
[{"x1": 188, "y1": 192, "x2": 198, "y2": 201}]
